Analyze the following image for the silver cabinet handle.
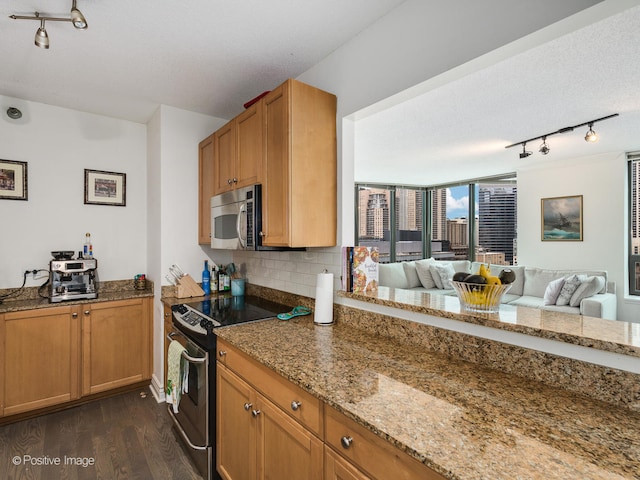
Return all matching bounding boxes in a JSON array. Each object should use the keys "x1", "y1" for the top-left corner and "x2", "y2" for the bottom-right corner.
[
  {"x1": 84, "y1": 310, "x2": 90, "y2": 315},
  {"x1": 72, "y1": 312, "x2": 78, "y2": 318},
  {"x1": 291, "y1": 401, "x2": 301, "y2": 411},
  {"x1": 244, "y1": 403, "x2": 252, "y2": 411},
  {"x1": 227, "y1": 179, "x2": 233, "y2": 185},
  {"x1": 233, "y1": 178, "x2": 238, "y2": 183},
  {"x1": 252, "y1": 409, "x2": 261, "y2": 417},
  {"x1": 341, "y1": 436, "x2": 353, "y2": 449},
  {"x1": 219, "y1": 350, "x2": 227, "y2": 357},
  {"x1": 164, "y1": 312, "x2": 170, "y2": 318}
]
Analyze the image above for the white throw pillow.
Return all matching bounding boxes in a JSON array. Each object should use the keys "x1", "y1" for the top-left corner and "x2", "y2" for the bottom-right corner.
[
  {"x1": 415, "y1": 258, "x2": 437, "y2": 289},
  {"x1": 569, "y1": 276, "x2": 606, "y2": 307},
  {"x1": 555, "y1": 275, "x2": 583, "y2": 306},
  {"x1": 543, "y1": 277, "x2": 566, "y2": 306},
  {"x1": 402, "y1": 261, "x2": 422, "y2": 288},
  {"x1": 430, "y1": 263, "x2": 456, "y2": 289}
]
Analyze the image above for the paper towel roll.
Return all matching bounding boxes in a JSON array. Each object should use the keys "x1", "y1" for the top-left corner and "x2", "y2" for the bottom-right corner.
[{"x1": 314, "y1": 272, "x2": 334, "y2": 325}]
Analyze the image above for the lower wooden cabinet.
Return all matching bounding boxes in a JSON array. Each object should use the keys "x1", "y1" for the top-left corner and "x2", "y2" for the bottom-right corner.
[
  {"x1": 0, "y1": 305, "x2": 81, "y2": 416},
  {"x1": 324, "y1": 447, "x2": 369, "y2": 480},
  {"x1": 0, "y1": 296, "x2": 152, "y2": 419},
  {"x1": 325, "y1": 406, "x2": 446, "y2": 480},
  {"x1": 217, "y1": 363, "x2": 323, "y2": 480},
  {"x1": 216, "y1": 338, "x2": 446, "y2": 480},
  {"x1": 82, "y1": 297, "x2": 153, "y2": 395}
]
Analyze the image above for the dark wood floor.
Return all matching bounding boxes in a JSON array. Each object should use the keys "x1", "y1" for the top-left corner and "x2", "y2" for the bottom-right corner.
[{"x1": 0, "y1": 390, "x2": 203, "y2": 480}]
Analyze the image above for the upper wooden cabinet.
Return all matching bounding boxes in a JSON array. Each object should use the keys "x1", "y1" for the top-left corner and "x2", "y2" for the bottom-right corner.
[
  {"x1": 213, "y1": 101, "x2": 264, "y2": 196},
  {"x1": 262, "y1": 79, "x2": 337, "y2": 248},
  {"x1": 199, "y1": 101, "x2": 265, "y2": 244},
  {"x1": 198, "y1": 79, "x2": 337, "y2": 247}
]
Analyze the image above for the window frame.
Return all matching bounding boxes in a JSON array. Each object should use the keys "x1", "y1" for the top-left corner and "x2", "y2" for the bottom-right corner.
[
  {"x1": 628, "y1": 152, "x2": 640, "y2": 296},
  {"x1": 355, "y1": 173, "x2": 516, "y2": 263}
]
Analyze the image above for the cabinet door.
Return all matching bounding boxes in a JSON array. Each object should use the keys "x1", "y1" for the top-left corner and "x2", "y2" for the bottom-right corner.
[
  {"x1": 163, "y1": 305, "x2": 173, "y2": 387},
  {"x1": 1, "y1": 306, "x2": 81, "y2": 416},
  {"x1": 257, "y1": 392, "x2": 323, "y2": 480},
  {"x1": 82, "y1": 298, "x2": 152, "y2": 395},
  {"x1": 236, "y1": 101, "x2": 264, "y2": 188},
  {"x1": 262, "y1": 81, "x2": 290, "y2": 246},
  {"x1": 213, "y1": 121, "x2": 237, "y2": 195},
  {"x1": 198, "y1": 132, "x2": 215, "y2": 244},
  {"x1": 325, "y1": 447, "x2": 370, "y2": 480},
  {"x1": 217, "y1": 364, "x2": 257, "y2": 480}
]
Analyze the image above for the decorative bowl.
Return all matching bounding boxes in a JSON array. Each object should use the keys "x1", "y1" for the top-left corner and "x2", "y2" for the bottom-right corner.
[{"x1": 451, "y1": 281, "x2": 512, "y2": 313}]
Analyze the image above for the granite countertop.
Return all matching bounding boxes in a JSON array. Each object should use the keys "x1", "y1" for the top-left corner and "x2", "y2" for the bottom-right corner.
[
  {"x1": 215, "y1": 315, "x2": 640, "y2": 480},
  {"x1": 339, "y1": 287, "x2": 640, "y2": 359},
  {"x1": 0, "y1": 280, "x2": 153, "y2": 314}
]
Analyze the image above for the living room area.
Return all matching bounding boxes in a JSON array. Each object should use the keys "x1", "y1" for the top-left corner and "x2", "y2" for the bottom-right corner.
[{"x1": 348, "y1": 2, "x2": 640, "y2": 324}]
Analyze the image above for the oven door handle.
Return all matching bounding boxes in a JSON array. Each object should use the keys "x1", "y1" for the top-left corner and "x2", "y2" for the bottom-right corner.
[
  {"x1": 166, "y1": 405, "x2": 208, "y2": 451},
  {"x1": 166, "y1": 332, "x2": 207, "y2": 364},
  {"x1": 237, "y1": 201, "x2": 247, "y2": 249}
]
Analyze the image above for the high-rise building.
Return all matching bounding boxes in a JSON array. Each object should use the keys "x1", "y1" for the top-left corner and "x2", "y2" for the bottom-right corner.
[
  {"x1": 431, "y1": 188, "x2": 447, "y2": 241},
  {"x1": 632, "y1": 159, "x2": 640, "y2": 255},
  {"x1": 366, "y1": 191, "x2": 389, "y2": 239},
  {"x1": 478, "y1": 185, "x2": 517, "y2": 264}
]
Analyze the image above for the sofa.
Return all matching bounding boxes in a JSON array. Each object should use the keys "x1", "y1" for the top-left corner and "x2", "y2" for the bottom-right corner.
[{"x1": 378, "y1": 259, "x2": 617, "y2": 320}]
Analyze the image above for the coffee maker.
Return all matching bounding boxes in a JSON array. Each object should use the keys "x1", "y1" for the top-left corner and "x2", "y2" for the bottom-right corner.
[{"x1": 49, "y1": 251, "x2": 98, "y2": 303}]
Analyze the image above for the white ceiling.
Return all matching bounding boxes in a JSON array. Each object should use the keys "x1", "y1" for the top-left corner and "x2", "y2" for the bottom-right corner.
[
  {"x1": 354, "y1": 3, "x2": 640, "y2": 186},
  {"x1": 0, "y1": 0, "x2": 405, "y2": 123}
]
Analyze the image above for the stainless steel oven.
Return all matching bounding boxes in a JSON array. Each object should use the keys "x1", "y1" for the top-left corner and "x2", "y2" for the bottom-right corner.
[
  {"x1": 169, "y1": 295, "x2": 290, "y2": 480},
  {"x1": 166, "y1": 329, "x2": 212, "y2": 478}
]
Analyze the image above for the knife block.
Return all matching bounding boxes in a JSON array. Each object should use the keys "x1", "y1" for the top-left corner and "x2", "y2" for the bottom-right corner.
[{"x1": 176, "y1": 274, "x2": 205, "y2": 298}]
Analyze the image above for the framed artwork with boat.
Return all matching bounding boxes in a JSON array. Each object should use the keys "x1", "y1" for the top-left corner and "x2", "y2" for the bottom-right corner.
[{"x1": 541, "y1": 195, "x2": 583, "y2": 241}]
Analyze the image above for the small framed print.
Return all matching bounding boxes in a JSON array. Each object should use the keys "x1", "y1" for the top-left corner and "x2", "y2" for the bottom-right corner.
[
  {"x1": 541, "y1": 195, "x2": 583, "y2": 241},
  {"x1": 0, "y1": 159, "x2": 28, "y2": 201},
  {"x1": 84, "y1": 169, "x2": 126, "y2": 206}
]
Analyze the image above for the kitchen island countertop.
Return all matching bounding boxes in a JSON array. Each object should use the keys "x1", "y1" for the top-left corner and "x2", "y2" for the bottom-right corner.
[{"x1": 215, "y1": 314, "x2": 640, "y2": 480}]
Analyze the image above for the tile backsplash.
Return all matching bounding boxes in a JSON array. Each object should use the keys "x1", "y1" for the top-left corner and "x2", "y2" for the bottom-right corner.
[{"x1": 233, "y1": 248, "x2": 342, "y2": 298}]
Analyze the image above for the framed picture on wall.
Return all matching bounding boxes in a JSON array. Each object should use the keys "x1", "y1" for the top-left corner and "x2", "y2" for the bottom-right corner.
[
  {"x1": 84, "y1": 169, "x2": 126, "y2": 206},
  {"x1": 541, "y1": 195, "x2": 583, "y2": 241},
  {"x1": 0, "y1": 159, "x2": 28, "y2": 201}
]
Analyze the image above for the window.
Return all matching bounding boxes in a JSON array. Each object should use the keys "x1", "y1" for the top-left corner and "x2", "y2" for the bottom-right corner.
[
  {"x1": 629, "y1": 152, "x2": 640, "y2": 295},
  {"x1": 356, "y1": 175, "x2": 517, "y2": 265}
]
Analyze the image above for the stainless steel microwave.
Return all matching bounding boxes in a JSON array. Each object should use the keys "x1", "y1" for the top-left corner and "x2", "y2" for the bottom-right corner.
[{"x1": 210, "y1": 184, "x2": 261, "y2": 250}]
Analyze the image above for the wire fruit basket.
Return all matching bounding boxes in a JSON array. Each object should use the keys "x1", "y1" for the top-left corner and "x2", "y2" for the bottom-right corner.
[{"x1": 451, "y1": 281, "x2": 512, "y2": 313}]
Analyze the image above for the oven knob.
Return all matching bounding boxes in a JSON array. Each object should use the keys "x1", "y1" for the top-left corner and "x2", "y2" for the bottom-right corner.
[{"x1": 200, "y1": 318, "x2": 214, "y2": 333}]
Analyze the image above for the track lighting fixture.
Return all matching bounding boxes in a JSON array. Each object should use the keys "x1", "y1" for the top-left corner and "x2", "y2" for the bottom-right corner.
[
  {"x1": 519, "y1": 143, "x2": 532, "y2": 159},
  {"x1": 505, "y1": 113, "x2": 618, "y2": 158},
  {"x1": 585, "y1": 123, "x2": 598, "y2": 143},
  {"x1": 9, "y1": 0, "x2": 88, "y2": 49},
  {"x1": 34, "y1": 15, "x2": 49, "y2": 49},
  {"x1": 539, "y1": 137, "x2": 550, "y2": 155}
]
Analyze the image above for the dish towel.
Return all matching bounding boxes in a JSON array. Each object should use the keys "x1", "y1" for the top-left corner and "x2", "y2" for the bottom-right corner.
[{"x1": 166, "y1": 340, "x2": 187, "y2": 413}]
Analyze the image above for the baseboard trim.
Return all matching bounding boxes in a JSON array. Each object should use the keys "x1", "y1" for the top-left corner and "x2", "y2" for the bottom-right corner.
[{"x1": 149, "y1": 374, "x2": 165, "y2": 403}]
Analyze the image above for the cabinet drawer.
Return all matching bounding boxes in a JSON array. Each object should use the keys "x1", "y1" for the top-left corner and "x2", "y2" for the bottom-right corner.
[
  {"x1": 324, "y1": 406, "x2": 445, "y2": 480},
  {"x1": 217, "y1": 338, "x2": 322, "y2": 436}
]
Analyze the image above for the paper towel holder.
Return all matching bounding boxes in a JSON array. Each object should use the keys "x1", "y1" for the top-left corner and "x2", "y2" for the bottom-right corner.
[{"x1": 314, "y1": 269, "x2": 334, "y2": 326}]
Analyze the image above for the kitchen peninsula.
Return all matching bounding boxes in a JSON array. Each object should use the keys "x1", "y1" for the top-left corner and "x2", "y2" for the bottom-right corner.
[{"x1": 213, "y1": 285, "x2": 640, "y2": 479}]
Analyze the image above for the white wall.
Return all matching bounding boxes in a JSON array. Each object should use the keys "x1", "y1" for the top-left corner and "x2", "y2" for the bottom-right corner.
[
  {"x1": 518, "y1": 152, "x2": 639, "y2": 321},
  {"x1": 146, "y1": 104, "x2": 231, "y2": 393},
  {"x1": 0, "y1": 95, "x2": 147, "y2": 288}
]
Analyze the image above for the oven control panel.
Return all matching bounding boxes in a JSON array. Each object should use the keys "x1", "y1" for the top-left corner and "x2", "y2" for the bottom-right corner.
[{"x1": 172, "y1": 304, "x2": 220, "y2": 335}]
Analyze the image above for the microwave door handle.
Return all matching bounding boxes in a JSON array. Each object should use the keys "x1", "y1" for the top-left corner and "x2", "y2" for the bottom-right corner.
[{"x1": 237, "y1": 202, "x2": 247, "y2": 248}]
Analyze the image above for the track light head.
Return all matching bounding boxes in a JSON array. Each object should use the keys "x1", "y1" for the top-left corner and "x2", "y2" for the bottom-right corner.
[
  {"x1": 519, "y1": 143, "x2": 532, "y2": 159},
  {"x1": 585, "y1": 123, "x2": 598, "y2": 143},
  {"x1": 70, "y1": 0, "x2": 87, "y2": 29},
  {"x1": 34, "y1": 17, "x2": 49, "y2": 49},
  {"x1": 539, "y1": 137, "x2": 550, "y2": 155}
]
